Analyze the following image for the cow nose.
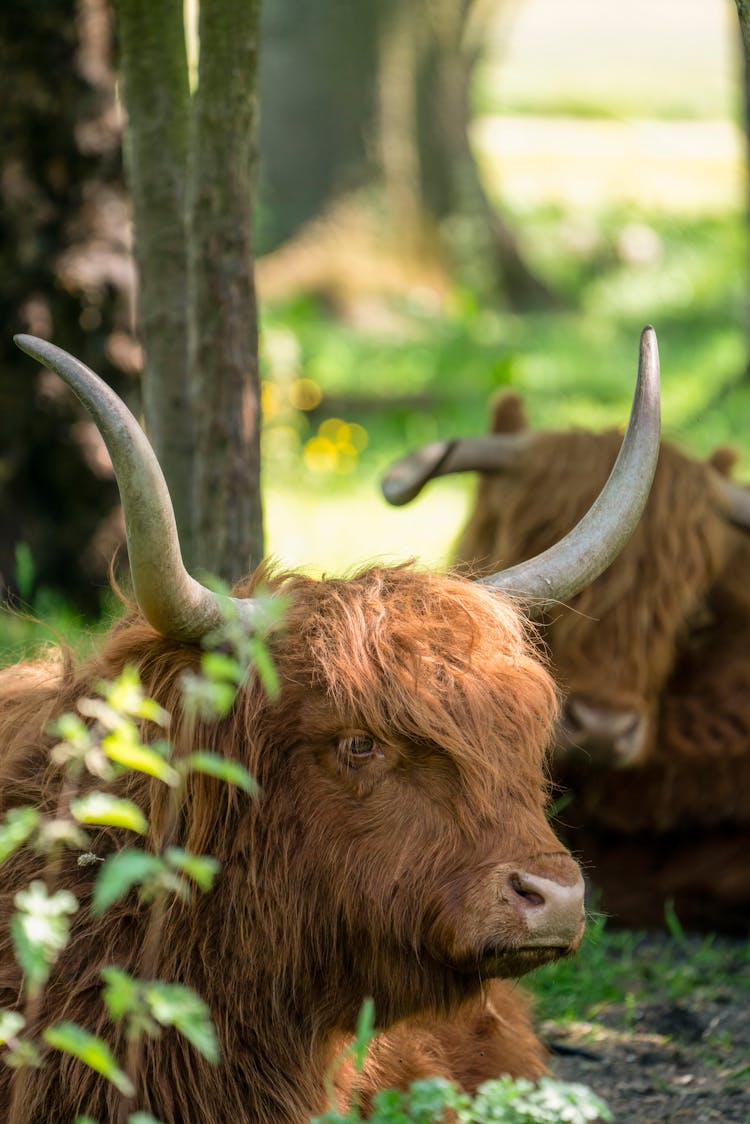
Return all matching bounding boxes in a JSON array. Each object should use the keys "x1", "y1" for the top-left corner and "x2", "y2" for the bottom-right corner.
[
  {"x1": 562, "y1": 698, "x2": 646, "y2": 767},
  {"x1": 506, "y1": 869, "x2": 585, "y2": 948}
]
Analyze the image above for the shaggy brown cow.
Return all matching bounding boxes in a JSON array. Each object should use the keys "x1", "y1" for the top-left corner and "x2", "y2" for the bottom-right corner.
[
  {"x1": 0, "y1": 331, "x2": 659, "y2": 1123},
  {"x1": 382, "y1": 381, "x2": 750, "y2": 933}
]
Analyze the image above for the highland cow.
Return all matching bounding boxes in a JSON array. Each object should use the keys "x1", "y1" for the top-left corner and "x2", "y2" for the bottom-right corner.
[
  {"x1": 0, "y1": 331, "x2": 659, "y2": 1123},
  {"x1": 382, "y1": 374, "x2": 750, "y2": 933}
]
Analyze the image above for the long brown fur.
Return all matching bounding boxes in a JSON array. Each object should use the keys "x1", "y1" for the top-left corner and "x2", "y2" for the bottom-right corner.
[
  {"x1": 0, "y1": 564, "x2": 571, "y2": 1122},
  {"x1": 455, "y1": 392, "x2": 750, "y2": 932}
]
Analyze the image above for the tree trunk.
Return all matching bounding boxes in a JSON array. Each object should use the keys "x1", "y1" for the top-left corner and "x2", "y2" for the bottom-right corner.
[
  {"x1": 413, "y1": 0, "x2": 555, "y2": 308},
  {"x1": 0, "y1": 0, "x2": 132, "y2": 612},
  {"x1": 257, "y1": 0, "x2": 382, "y2": 252},
  {"x1": 189, "y1": 0, "x2": 264, "y2": 581},
  {"x1": 115, "y1": 0, "x2": 195, "y2": 565}
]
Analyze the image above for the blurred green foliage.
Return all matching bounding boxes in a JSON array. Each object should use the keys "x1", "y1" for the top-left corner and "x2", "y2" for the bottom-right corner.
[{"x1": 260, "y1": 205, "x2": 748, "y2": 481}]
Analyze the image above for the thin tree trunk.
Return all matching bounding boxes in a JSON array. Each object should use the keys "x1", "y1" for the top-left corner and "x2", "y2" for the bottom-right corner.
[
  {"x1": 115, "y1": 0, "x2": 194, "y2": 564},
  {"x1": 418, "y1": 0, "x2": 556, "y2": 309},
  {"x1": 189, "y1": 0, "x2": 264, "y2": 581},
  {"x1": 377, "y1": 2, "x2": 425, "y2": 251}
]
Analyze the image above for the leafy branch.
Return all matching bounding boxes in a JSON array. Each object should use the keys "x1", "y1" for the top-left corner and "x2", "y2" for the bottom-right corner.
[{"x1": 0, "y1": 589, "x2": 283, "y2": 1124}]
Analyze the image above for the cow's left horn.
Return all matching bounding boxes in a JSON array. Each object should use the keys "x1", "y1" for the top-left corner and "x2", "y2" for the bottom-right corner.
[
  {"x1": 381, "y1": 432, "x2": 530, "y2": 506},
  {"x1": 484, "y1": 326, "x2": 661, "y2": 606},
  {"x1": 14, "y1": 334, "x2": 261, "y2": 642}
]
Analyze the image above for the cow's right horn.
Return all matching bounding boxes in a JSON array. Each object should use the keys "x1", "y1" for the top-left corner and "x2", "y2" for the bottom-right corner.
[
  {"x1": 484, "y1": 326, "x2": 660, "y2": 607},
  {"x1": 14, "y1": 335, "x2": 262, "y2": 642}
]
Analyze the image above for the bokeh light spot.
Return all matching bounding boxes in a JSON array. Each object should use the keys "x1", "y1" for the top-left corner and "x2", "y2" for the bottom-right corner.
[{"x1": 289, "y1": 378, "x2": 323, "y2": 411}]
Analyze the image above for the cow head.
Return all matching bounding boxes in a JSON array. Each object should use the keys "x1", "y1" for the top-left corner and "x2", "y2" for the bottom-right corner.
[{"x1": 382, "y1": 356, "x2": 747, "y2": 773}]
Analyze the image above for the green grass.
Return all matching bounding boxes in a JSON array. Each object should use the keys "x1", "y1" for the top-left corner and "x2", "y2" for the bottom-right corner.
[
  {"x1": 0, "y1": 592, "x2": 119, "y2": 667},
  {"x1": 527, "y1": 913, "x2": 750, "y2": 1024}
]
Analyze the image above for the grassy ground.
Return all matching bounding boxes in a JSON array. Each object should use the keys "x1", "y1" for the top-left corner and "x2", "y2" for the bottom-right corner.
[
  {"x1": 530, "y1": 917, "x2": 750, "y2": 1122},
  {"x1": 529, "y1": 911, "x2": 750, "y2": 1023}
]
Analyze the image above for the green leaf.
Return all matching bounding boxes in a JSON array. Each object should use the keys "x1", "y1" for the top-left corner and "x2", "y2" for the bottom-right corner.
[
  {"x1": 0, "y1": 806, "x2": 39, "y2": 865},
  {"x1": 100, "y1": 966, "x2": 141, "y2": 1021},
  {"x1": 249, "y1": 637, "x2": 280, "y2": 701},
  {"x1": 10, "y1": 914, "x2": 50, "y2": 996},
  {"x1": 407, "y1": 1078, "x2": 465, "y2": 1122},
  {"x1": 0, "y1": 1009, "x2": 25, "y2": 1045},
  {"x1": 77, "y1": 697, "x2": 123, "y2": 731},
  {"x1": 165, "y1": 848, "x2": 220, "y2": 893},
  {"x1": 49, "y1": 712, "x2": 93, "y2": 753},
  {"x1": 143, "y1": 982, "x2": 219, "y2": 1063},
  {"x1": 102, "y1": 728, "x2": 179, "y2": 787},
  {"x1": 129, "y1": 1114, "x2": 165, "y2": 1124},
  {"x1": 351, "y1": 997, "x2": 376, "y2": 1073},
  {"x1": 43, "y1": 1022, "x2": 134, "y2": 1096},
  {"x1": 14, "y1": 884, "x2": 77, "y2": 922},
  {"x1": 98, "y1": 666, "x2": 169, "y2": 727},
  {"x1": 93, "y1": 850, "x2": 165, "y2": 915},
  {"x1": 201, "y1": 651, "x2": 245, "y2": 685},
  {"x1": 471, "y1": 1075, "x2": 612, "y2": 1123},
  {"x1": 71, "y1": 793, "x2": 148, "y2": 835},
  {"x1": 36, "y1": 818, "x2": 89, "y2": 853},
  {"x1": 370, "y1": 1088, "x2": 410, "y2": 1122},
  {"x1": 3, "y1": 1037, "x2": 43, "y2": 1070},
  {"x1": 11, "y1": 882, "x2": 78, "y2": 997},
  {"x1": 180, "y1": 674, "x2": 237, "y2": 719},
  {"x1": 182, "y1": 752, "x2": 258, "y2": 795}
]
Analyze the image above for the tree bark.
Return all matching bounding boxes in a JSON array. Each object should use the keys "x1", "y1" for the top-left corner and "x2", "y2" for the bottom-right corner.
[
  {"x1": 115, "y1": 0, "x2": 194, "y2": 565},
  {"x1": 189, "y1": 0, "x2": 264, "y2": 581},
  {"x1": 0, "y1": 0, "x2": 132, "y2": 612}
]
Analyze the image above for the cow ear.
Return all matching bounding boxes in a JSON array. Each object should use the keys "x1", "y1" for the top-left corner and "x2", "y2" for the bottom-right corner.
[
  {"x1": 491, "y1": 391, "x2": 528, "y2": 435},
  {"x1": 708, "y1": 445, "x2": 739, "y2": 477}
]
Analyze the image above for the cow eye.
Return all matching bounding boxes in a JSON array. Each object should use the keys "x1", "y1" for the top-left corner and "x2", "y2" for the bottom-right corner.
[{"x1": 337, "y1": 734, "x2": 383, "y2": 767}]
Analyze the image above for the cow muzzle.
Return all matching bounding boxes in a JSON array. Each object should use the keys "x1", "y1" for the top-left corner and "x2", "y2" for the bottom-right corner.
[
  {"x1": 558, "y1": 697, "x2": 647, "y2": 768},
  {"x1": 438, "y1": 852, "x2": 585, "y2": 979},
  {"x1": 503, "y1": 867, "x2": 585, "y2": 949}
]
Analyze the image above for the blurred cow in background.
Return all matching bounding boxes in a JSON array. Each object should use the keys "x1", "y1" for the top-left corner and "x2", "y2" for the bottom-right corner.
[{"x1": 383, "y1": 385, "x2": 750, "y2": 933}]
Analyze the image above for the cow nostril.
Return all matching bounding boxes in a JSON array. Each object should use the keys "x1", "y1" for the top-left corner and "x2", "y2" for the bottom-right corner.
[{"x1": 509, "y1": 873, "x2": 545, "y2": 909}]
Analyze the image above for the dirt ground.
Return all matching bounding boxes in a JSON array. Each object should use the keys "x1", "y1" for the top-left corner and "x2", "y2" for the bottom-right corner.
[{"x1": 544, "y1": 936, "x2": 750, "y2": 1123}]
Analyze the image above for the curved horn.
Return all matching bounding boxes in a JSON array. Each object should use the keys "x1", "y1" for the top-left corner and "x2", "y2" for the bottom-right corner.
[
  {"x1": 484, "y1": 326, "x2": 661, "y2": 607},
  {"x1": 14, "y1": 334, "x2": 261, "y2": 641},
  {"x1": 381, "y1": 433, "x2": 530, "y2": 506},
  {"x1": 715, "y1": 476, "x2": 750, "y2": 530}
]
